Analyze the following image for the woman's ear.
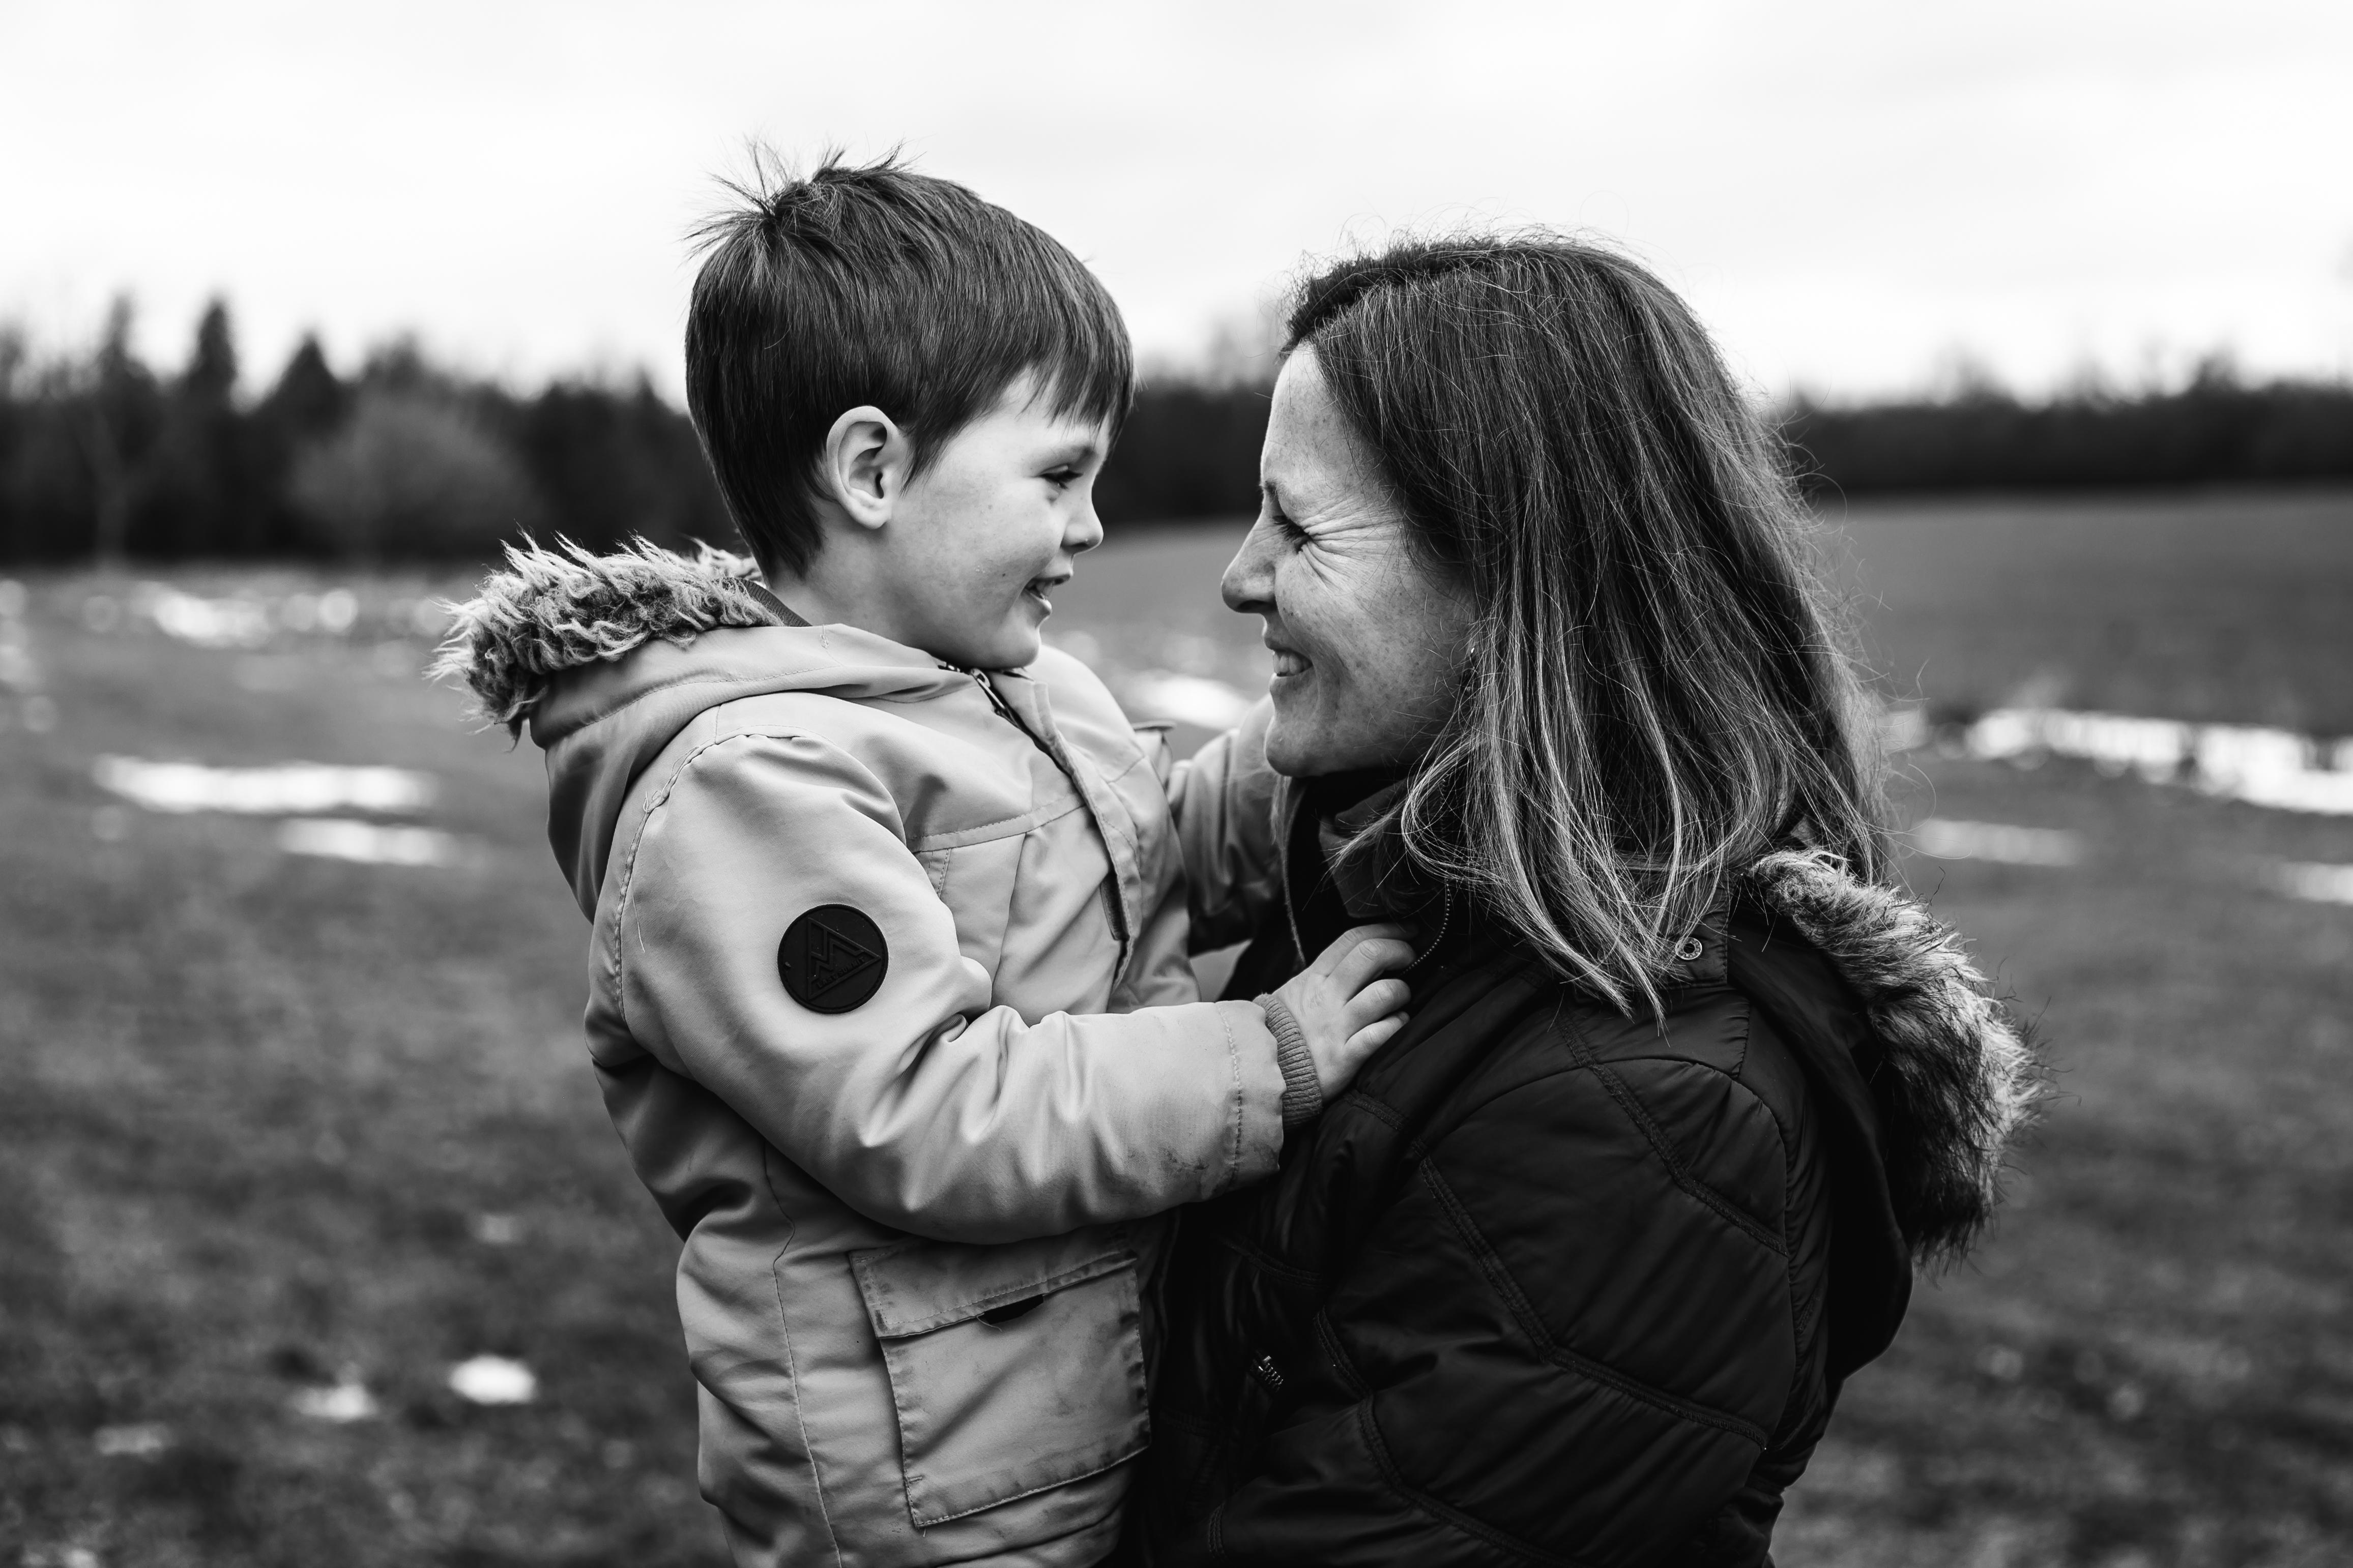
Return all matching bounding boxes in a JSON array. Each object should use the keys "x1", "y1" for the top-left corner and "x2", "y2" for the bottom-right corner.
[{"x1": 818, "y1": 405, "x2": 910, "y2": 531}]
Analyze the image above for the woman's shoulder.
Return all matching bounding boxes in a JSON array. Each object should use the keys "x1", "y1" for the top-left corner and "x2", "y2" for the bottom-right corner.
[{"x1": 1355, "y1": 927, "x2": 1815, "y2": 1246}]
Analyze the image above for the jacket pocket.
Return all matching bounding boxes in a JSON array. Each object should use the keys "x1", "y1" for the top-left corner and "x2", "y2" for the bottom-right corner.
[{"x1": 852, "y1": 1231, "x2": 1150, "y2": 1527}]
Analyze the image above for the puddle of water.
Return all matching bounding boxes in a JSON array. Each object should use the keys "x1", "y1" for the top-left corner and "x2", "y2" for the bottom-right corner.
[
  {"x1": 1, "y1": 577, "x2": 52, "y2": 732},
  {"x1": 135, "y1": 583, "x2": 359, "y2": 647},
  {"x1": 79, "y1": 584, "x2": 450, "y2": 647},
  {"x1": 1912, "y1": 818, "x2": 2085, "y2": 867},
  {"x1": 1959, "y1": 708, "x2": 2353, "y2": 816},
  {"x1": 447, "y1": 1354, "x2": 537, "y2": 1406},
  {"x1": 93, "y1": 757, "x2": 438, "y2": 816},
  {"x1": 2271, "y1": 862, "x2": 2353, "y2": 907},
  {"x1": 290, "y1": 1369, "x2": 379, "y2": 1423},
  {"x1": 278, "y1": 817, "x2": 462, "y2": 867}
]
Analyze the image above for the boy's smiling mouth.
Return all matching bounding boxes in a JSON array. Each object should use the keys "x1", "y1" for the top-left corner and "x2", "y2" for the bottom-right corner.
[{"x1": 1023, "y1": 572, "x2": 1069, "y2": 612}]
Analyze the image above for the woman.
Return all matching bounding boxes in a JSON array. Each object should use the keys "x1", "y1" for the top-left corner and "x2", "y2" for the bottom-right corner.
[{"x1": 1135, "y1": 237, "x2": 2040, "y2": 1566}]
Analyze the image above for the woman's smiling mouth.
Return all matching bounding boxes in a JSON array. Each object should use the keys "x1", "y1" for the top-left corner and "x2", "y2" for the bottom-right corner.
[{"x1": 1269, "y1": 647, "x2": 1310, "y2": 677}]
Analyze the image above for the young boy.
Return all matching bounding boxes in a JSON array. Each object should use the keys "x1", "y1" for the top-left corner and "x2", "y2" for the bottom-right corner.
[{"x1": 438, "y1": 157, "x2": 1409, "y2": 1567}]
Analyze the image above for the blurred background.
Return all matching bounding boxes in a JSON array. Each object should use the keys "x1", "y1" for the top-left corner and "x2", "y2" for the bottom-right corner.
[{"x1": 3, "y1": 3, "x2": 2350, "y2": 1564}]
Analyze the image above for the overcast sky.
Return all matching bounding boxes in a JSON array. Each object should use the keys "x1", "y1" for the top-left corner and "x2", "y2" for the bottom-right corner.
[{"x1": 4, "y1": 0, "x2": 2348, "y2": 401}]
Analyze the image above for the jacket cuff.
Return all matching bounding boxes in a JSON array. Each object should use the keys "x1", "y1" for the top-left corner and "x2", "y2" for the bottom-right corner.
[{"x1": 1259, "y1": 994, "x2": 1324, "y2": 1127}]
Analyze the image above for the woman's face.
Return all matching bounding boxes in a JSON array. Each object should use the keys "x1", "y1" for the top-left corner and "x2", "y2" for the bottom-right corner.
[{"x1": 1222, "y1": 347, "x2": 1476, "y2": 777}]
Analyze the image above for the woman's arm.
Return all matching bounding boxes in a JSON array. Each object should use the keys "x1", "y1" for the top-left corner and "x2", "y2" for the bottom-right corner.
[
  {"x1": 1177, "y1": 1060, "x2": 1806, "y2": 1566},
  {"x1": 1166, "y1": 698, "x2": 1286, "y2": 952}
]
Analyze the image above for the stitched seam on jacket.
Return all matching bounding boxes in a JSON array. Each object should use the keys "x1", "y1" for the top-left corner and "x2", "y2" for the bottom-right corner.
[
  {"x1": 606, "y1": 726, "x2": 722, "y2": 1038},
  {"x1": 1217, "y1": 1005, "x2": 1245, "y2": 1192},
  {"x1": 1412, "y1": 1154, "x2": 1775, "y2": 1447},
  {"x1": 907, "y1": 794, "x2": 1086, "y2": 850},
  {"x1": 1309, "y1": 1314, "x2": 1600, "y2": 1568},
  {"x1": 554, "y1": 662, "x2": 849, "y2": 734},
  {"x1": 1209, "y1": 1229, "x2": 1323, "y2": 1287},
  {"x1": 612, "y1": 730, "x2": 901, "y2": 1043},
  {"x1": 1309, "y1": 1315, "x2": 1594, "y2": 1567},
  {"x1": 1338, "y1": 1090, "x2": 1406, "y2": 1129},
  {"x1": 1755, "y1": 1003, "x2": 1813, "y2": 1379},
  {"x1": 1724, "y1": 998, "x2": 1819, "y2": 1378},
  {"x1": 767, "y1": 1236, "x2": 848, "y2": 1568},
  {"x1": 1557, "y1": 1016, "x2": 1788, "y2": 1257}
]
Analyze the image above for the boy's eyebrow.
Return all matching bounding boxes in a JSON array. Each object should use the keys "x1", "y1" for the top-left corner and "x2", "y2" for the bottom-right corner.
[{"x1": 1041, "y1": 436, "x2": 1108, "y2": 466}]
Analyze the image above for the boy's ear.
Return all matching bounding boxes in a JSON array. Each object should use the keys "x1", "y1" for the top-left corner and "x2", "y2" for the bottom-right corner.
[{"x1": 818, "y1": 405, "x2": 911, "y2": 532}]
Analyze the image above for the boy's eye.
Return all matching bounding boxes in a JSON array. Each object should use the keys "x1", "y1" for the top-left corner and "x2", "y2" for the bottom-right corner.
[{"x1": 1045, "y1": 467, "x2": 1080, "y2": 489}]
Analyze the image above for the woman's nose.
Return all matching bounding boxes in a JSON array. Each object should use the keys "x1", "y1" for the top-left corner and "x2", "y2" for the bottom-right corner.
[{"x1": 1221, "y1": 518, "x2": 1277, "y2": 612}]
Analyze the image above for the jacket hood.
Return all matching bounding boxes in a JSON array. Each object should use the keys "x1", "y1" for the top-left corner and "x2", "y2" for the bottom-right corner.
[
  {"x1": 433, "y1": 540, "x2": 967, "y2": 913},
  {"x1": 1738, "y1": 848, "x2": 2043, "y2": 1270},
  {"x1": 432, "y1": 539, "x2": 787, "y2": 732}
]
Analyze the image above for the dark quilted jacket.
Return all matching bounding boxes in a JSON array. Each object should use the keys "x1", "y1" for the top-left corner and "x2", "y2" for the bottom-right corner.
[{"x1": 1130, "y1": 821, "x2": 2036, "y2": 1567}]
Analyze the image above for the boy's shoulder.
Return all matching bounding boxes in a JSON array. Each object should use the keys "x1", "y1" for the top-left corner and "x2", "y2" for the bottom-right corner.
[{"x1": 1013, "y1": 643, "x2": 1158, "y2": 770}]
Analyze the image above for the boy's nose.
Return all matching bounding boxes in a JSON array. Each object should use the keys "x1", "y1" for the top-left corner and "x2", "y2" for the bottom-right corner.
[{"x1": 1067, "y1": 500, "x2": 1105, "y2": 555}]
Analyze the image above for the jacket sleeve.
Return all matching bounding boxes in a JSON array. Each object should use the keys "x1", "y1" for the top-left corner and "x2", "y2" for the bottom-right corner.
[
  {"x1": 1166, "y1": 699, "x2": 1284, "y2": 953},
  {"x1": 1188, "y1": 1061, "x2": 1799, "y2": 1567},
  {"x1": 609, "y1": 727, "x2": 1288, "y2": 1245}
]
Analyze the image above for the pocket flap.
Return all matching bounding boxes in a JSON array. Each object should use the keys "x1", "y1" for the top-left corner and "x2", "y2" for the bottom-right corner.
[{"x1": 853, "y1": 1232, "x2": 1134, "y2": 1339}]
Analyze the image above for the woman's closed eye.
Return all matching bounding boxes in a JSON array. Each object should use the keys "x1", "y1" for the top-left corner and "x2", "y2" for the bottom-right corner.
[{"x1": 1264, "y1": 504, "x2": 1310, "y2": 547}]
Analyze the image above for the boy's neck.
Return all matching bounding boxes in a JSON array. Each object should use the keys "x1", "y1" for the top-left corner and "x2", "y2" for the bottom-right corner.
[{"x1": 764, "y1": 547, "x2": 942, "y2": 660}]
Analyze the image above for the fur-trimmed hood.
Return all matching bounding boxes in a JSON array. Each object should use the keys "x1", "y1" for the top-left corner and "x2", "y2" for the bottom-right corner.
[
  {"x1": 1739, "y1": 848, "x2": 2041, "y2": 1267},
  {"x1": 434, "y1": 541, "x2": 977, "y2": 914},
  {"x1": 432, "y1": 539, "x2": 793, "y2": 733}
]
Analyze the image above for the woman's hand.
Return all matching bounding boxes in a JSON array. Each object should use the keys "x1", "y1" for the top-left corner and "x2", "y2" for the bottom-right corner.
[{"x1": 1264, "y1": 924, "x2": 1416, "y2": 1111}]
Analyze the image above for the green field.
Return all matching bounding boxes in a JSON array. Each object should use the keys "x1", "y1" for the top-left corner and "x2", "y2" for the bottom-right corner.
[{"x1": 3, "y1": 488, "x2": 2351, "y2": 1566}]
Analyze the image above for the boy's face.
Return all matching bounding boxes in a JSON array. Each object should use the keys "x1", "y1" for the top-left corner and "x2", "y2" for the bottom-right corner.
[{"x1": 880, "y1": 373, "x2": 1111, "y2": 670}]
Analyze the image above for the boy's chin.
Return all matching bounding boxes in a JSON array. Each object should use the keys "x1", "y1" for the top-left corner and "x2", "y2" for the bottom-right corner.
[{"x1": 962, "y1": 624, "x2": 1043, "y2": 671}]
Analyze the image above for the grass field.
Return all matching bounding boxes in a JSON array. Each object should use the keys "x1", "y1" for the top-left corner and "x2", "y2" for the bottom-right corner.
[{"x1": 3, "y1": 487, "x2": 2351, "y2": 1566}]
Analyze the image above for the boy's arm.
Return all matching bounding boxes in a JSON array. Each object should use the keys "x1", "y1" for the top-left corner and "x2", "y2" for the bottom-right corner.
[
  {"x1": 612, "y1": 728, "x2": 1289, "y2": 1245},
  {"x1": 1165, "y1": 698, "x2": 1285, "y2": 953}
]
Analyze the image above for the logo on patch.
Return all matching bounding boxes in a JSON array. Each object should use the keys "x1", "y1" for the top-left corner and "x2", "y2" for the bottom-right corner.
[{"x1": 778, "y1": 905, "x2": 889, "y2": 1014}]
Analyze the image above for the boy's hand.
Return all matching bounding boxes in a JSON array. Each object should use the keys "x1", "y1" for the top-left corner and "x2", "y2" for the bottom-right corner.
[{"x1": 1260, "y1": 923, "x2": 1415, "y2": 1122}]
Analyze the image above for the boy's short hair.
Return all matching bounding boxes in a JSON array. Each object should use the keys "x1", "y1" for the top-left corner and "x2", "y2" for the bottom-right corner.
[{"x1": 686, "y1": 152, "x2": 1134, "y2": 577}]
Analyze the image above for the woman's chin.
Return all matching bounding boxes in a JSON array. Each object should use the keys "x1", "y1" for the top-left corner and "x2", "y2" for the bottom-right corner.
[{"x1": 1261, "y1": 699, "x2": 1337, "y2": 777}]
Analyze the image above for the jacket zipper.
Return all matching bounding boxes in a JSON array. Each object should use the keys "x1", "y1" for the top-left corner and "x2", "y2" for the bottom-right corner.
[
  {"x1": 957, "y1": 666, "x2": 1135, "y2": 966},
  {"x1": 1276, "y1": 778, "x2": 1451, "y2": 971}
]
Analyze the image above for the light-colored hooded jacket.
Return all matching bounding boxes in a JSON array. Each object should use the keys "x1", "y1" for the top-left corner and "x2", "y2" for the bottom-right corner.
[{"x1": 439, "y1": 545, "x2": 1291, "y2": 1568}]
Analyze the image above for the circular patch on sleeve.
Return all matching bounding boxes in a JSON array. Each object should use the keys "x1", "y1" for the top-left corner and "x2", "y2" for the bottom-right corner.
[{"x1": 778, "y1": 905, "x2": 889, "y2": 1014}]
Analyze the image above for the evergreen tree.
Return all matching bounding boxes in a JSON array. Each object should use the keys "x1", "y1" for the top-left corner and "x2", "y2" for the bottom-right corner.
[
  {"x1": 137, "y1": 299, "x2": 261, "y2": 555},
  {"x1": 253, "y1": 334, "x2": 350, "y2": 551},
  {"x1": 258, "y1": 335, "x2": 347, "y2": 442},
  {"x1": 81, "y1": 298, "x2": 162, "y2": 563}
]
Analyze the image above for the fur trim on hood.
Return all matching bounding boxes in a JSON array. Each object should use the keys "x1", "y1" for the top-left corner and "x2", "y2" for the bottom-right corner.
[
  {"x1": 1742, "y1": 847, "x2": 2043, "y2": 1266},
  {"x1": 432, "y1": 539, "x2": 781, "y2": 731}
]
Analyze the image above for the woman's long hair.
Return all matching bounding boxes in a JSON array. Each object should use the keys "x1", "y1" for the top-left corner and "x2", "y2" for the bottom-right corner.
[{"x1": 1291, "y1": 234, "x2": 1891, "y2": 1013}]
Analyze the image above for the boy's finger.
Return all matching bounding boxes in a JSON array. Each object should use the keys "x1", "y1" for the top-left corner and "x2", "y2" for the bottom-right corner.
[
  {"x1": 1311, "y1": 922, "x2": 1412, "y2": 977},
  {"x1": 1327, "y1": 936, "x2": 1417, "y2": 993},
  {"x1": 1341, "y1": 977, "x2": 1412, "y2": 1029},
  {"x1": 1345, "y1": 1012, "x2": 1410, "y2": 1056}
]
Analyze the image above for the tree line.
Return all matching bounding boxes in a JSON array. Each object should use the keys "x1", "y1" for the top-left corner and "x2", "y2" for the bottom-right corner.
[
  {"x1": 3, "y1": 301, "x2": 2349, "y2": 565},
  {"x1": 0, "y1": 300, "x2": 727, "y2": 565}
]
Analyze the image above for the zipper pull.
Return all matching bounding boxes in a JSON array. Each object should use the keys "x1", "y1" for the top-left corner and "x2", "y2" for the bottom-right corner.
[{"x1": 963, "y1": 666, "x2": 1021, "y2": 724}]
